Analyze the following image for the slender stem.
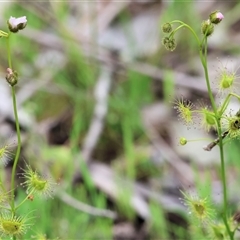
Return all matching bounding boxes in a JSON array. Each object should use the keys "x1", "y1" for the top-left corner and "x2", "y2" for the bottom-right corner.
[
  {"x1": 170, "y1": 20, "x2": 201, "y2": 45},
  {"x1": 199, "y1": 38, "x2": 217, "y2": 113},
  {"x1": 219, "y1": 92, "x2": 240, "y2": 115},
  {"x1": 6, "y1": 30, "x2": 19, "y2": 240},
  {"x1": 15, "y1": 190, "x2": 35, "y2": 210},
  {"x1": 6, "y1": 32, "x2": 22, "y2": 212},
  {"x1": 200, "y1": 37, "x2": 233, "y2": 239},
  {"x1": 10, "y1": 87, "x2": 21, "y2": 212},
  {"x1": 7, "y1": 32, "x2": 12, "y2": 69},
  {"x1": 218, "y1": 131, "x2": 233, "y2": 240}
]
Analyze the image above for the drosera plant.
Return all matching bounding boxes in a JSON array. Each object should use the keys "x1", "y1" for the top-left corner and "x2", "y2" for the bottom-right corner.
[
  {"x1": 0, "y1": 16, "x2": 56, "y2": 239},
  {"x1": 162, "y1": 10, "x2": 240, "y2": 240}
]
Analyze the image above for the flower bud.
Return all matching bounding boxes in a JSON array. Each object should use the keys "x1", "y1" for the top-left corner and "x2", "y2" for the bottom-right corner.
[
  {"x1": 201, "y1": 19, "x2": 214, "y2": 37},
  {"x1": 168, "y1": 38, "x2": 176, "y2": 51},
  {"x1": 209, "y1": 11, "x2": 224, "y2": 24},
  {"x1": 7, "y1": 16, "x2": 27, "y2": 33},
  {"x1": 162, "y1": 23, "x2": 172, "y2": 33},
  {"x1": 162, "y1": 37, "x2": 176, "y2": 51},
  {"x1": 5, "y1": 68, "x2": 18, "y2": 86},
  {"x1": 162, "y1": 36, "x2": 170, "y2": 45}
]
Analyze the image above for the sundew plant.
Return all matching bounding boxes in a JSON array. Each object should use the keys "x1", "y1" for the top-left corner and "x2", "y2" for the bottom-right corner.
[
  {"x1": 162, "y1": 11, "x2": 240, "y2": 240},
  {"x1": 0, "y1": 17, "x2": 55, "y2": 239}
]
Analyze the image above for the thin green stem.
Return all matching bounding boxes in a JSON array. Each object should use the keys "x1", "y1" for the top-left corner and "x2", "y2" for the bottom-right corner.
[
  {"x1": 6, "y1": 32, "x2": 19, "y2": 240},
  {"x1": 6, "y1": 33, "x2": 22, "y2": 213},
  {"x1": 200, "y1": 38, "x2": 233, "y2": 239},
  {"x1": 219, "y1": 92, "x2": 240, "y2": 115},
  {"x1": 10, "y1": 86, "x2": 21, "y2": 212},
  {"x1": 15, "y1": 189, "x2": 35, "y2": 211},
  {"x1": 199, "y1": 38, "x2": 217, "y2": 113},
  {"x1": 219, "y1": 132, "x2": 233, "y2": 240},
  {"x1": 6, "y1": 32, "x2": 12, "y2": 69},
  {"x1": 170, "y1": 20, "x2": 200, "y2": 45},
  {"x1": 187, "y1": 138, "x2": 212, "y2": 142}
]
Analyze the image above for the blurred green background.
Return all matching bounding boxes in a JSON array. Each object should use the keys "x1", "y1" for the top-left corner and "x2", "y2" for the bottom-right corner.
[{"x1": 1, "y1": 1, "x2": 240, "y2": 239}]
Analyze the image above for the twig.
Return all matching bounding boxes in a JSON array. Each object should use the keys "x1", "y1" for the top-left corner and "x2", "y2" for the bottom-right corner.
[
  {"x1": 81, "y1": 51, "x2": 118, "y2": 163},
  {"x1": 97, "y1": 1, "x2": 129, "y2": 34},
  {"x1": 58, "y1": 191, "x2": 117, "y2": 219},
  {"x1": 203, "y1": 130, "x2": 228, "y2": 151},
  {"x1": 88, "y1": 162, "x2": 184, "y2": 218}
]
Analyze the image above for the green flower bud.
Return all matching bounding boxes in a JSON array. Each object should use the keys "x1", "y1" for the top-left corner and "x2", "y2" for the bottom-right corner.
[
  {"x1": 162, "y1": 37, "x2": 176, "y2": 51},
  {"x1": 201, "y1": 20, "x2": 214, "y2": 37},
  {"x1": 162, "y1": 37, "x2": 170, "y2": 45},
  {"x1": 168, "y1": 38, "x2": 177, "y2": 51},
  {"x1": 5, "y1": 68, "x2": 18, "y2": 86},
  {"x1": 162, "y1": 23, "x2": 172, "y2": 33},
  {"x1": 209, "y1": 11, "x2": 224, "y2": 25}
]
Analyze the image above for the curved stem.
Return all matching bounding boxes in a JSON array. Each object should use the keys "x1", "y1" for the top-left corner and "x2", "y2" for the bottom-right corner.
[
  {"x1": 10, "y1": 87, "x2": 21, "y2": 212},
  {"x1": 170, "y1": 20, "x2": 201, "y2": 45},
  {"x1": 219, "y1": 92, "x2": 240, "y2": 115},
  {"x1": 199, "y1": 38, "x2": 217, "y2": 113}
]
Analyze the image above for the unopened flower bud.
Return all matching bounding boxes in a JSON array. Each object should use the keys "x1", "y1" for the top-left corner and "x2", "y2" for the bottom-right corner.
[
  {"x1": 162, "y1": 23, "x2": 172, "y2": 33},
  {"x1": 162, "y1": 37, "x2": 176, "y2": 51},
  {"x1": 7, "y1": 16, "x2": 27, "y2": 33},
  {"x1": 201, "y1": 19, "x2": 214, "y2": 37},
  {"x1": 209, "y1": 11, "x2": 224, "y2": 24},
  {"x1": 5, "y1": 68, "x2": 18, "y2": 86},
  {"x1": 162, "y1": 37, "x2": 170, "y2": 45}
]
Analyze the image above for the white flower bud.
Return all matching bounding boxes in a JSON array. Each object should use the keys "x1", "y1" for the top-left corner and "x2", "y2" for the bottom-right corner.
[{"x1": 8, "y1": 16, "x2": 27, "y2": 33}]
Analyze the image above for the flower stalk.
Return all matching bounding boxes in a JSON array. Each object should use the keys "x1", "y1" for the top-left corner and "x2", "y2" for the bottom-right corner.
[{"x1": 162, "y1": 11, "x2": 236, "y2": 239}]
